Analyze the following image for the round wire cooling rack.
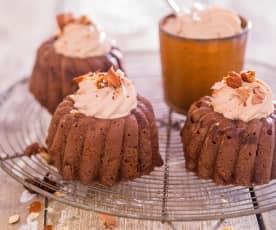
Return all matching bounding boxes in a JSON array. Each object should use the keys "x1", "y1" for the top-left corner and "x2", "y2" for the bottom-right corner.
[{"x1": 1, "y1": 54, "x2": 276, "y2": 222}]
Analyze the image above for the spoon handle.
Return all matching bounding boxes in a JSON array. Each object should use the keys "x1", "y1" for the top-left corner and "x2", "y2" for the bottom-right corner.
[{"x1": 167, "y1": 0, "x2": 181, "y2": 14}]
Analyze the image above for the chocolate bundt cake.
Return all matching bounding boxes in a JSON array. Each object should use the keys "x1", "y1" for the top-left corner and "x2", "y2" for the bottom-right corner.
[
  {"x1": 181, "y1": 70, "x2": 276, "y2": 186},
  {"x1": 46, "y1": 68, "x2": 163, "y2": 186},
  {"x1": 30, "y1": 13, "x2": 123, "y2": 113}
]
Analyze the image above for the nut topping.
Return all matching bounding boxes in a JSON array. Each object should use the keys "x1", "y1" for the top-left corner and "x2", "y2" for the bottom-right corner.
[
  {"x1": 96, "y1": 67, "x2": 122, "y2": 89},
  {"x1": 96, "y1": 76, "x2": 108, "y2": 89},
  {"x1": 236, "y1": 88, "x2": 250, "y2": 106},
  {"x1": 73, "y1": 74, "x2": 89, "y2": 84},
  {"x1": 44, "y1": 225, "x2": 53, "y2": 230},
  {"x1": 224, "y1": 71, "x2": 242, "y2": 88},
  {"x1": 106, "y1": 67, "x2": 122, "y2": 88},
  {"x1": 78, "y1": 15, "x2": 92, "y2": 25},
  {"x1": 29, "y1": 200, "x2": 42, "y2": 213},
  {"x1": 56, "y1": 13, "x2": 74, "y2": 30},
  {"x1": 8, "y1": 214, "x2": 20, "y2": 224},
  {"x1": 74, "y1": 68, "x2": 122, "y2": 90},
  {"x1": 57, "y1": 13, "x2": 94, "y2": 31},
  {"x1": 241, "y1": 70, "x2": 256, "y2": 83},
  {"x1": 252, "y1": 86, "x2": 266, "y2": 105}
]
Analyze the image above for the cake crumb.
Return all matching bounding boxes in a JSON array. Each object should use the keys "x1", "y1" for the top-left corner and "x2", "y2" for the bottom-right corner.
[
  {"x1": 24, "y1": 142, "x2": 40, "y2": 157},
  {"x1": 24, "y1": 143, "x2": 48, "y2": 158}
]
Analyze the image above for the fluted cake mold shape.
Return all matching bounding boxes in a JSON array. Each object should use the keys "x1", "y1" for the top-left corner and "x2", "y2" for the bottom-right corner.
[
  {"x1": 46, "y1": 95, "x2": 163, "y2": 186},
  {"x1": 181, "y1": 96, "x2": 276, "y2": 186},
  {"x1": 29, "y1": 13, "x2": 123, "y2": 113}
]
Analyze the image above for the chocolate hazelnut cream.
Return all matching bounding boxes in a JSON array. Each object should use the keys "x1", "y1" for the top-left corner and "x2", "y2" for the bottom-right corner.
[
  {"x1": 163, "y1": 5, "x2": 242, "y2": 39},
  {"x1": 211, "y1": 71, "x2": 274, "y2": 122},
  {"x1": 54, "y1": 18, "x2": 111, "y2": 58},
  {"x1": 70, "y1": 69, "x2": 137, "y2": 119}
]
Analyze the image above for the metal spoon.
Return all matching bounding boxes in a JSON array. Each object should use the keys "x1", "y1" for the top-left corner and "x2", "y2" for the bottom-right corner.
[
  {"x1": 166, "y1": 0, "x2": 181, "y2": 14},
  {"x1": 166, "y1": 0, "x2": 205, "y2": 15}
]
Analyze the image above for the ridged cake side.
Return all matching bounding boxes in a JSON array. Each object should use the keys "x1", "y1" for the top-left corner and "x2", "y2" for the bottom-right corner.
[
  {"x1": 29, "y1": 38, "x2": 123, "y2": 113},
  {"x1": 181, "y1": 96, "x2": 276, "y2": 186},
  {"x1": 46, "y1": 95, "x2": 163, "y2": 186}
]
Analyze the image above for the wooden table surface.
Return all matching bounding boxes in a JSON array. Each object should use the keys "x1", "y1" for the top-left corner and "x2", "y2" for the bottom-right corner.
[{"x1": 0, "y1": 52, "x2": 276, "y2": 230}]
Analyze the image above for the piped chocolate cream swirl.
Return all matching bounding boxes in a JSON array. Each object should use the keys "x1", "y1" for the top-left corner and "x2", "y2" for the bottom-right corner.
[
  {"x1": 54, "y1": 13, "x2": 111, "y2": 58},
  {"x1": 70, "y1": 68, "x2": 137, "y2": 119},
  {"x1": 211, "y1": 70, "x2": 274, "y2": 122}
]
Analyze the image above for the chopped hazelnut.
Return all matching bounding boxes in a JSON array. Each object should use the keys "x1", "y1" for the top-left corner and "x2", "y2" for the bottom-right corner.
[
  {"x1": 73, "y1": 74, "x2": 90, "y2": 84},
  {"x1": 78, "y1": 15, "x2": 92, "y2": 25},
  {"x1": 252, "y1": 95, "x2": 264, "y2": 105},
  {"x1": 96, "y1": 77, "x2": 108, "y2": 89},
  {"x1": 241, "y1": 70, "x2": 256, "y2": 83},
  {"x1": 252, "y1": 86, "x2": 266, "y2": 105},
  {"x1": 236, "y1": 88, "x2": 250, "y2": 106},
  {"x1": 8, "y1": 214, "x2": 20, "y2": 224},
  {"x1": 44, "y1": 225, "x2": 53, "y2": 230},
  {"x1": 253, "y1": 86, "x2": 266, "y2": 97},
  {"x1": 96, "y1": 67, "x2": 122, "y2": 89},
  {"x1": 224, "y1": 71, "x2": 242, "y2": 88},
  {"x1": 106, "y1": 67, "x2": 122, "y2": 88},
  {"x1": 56, "y1": 13, "x2": 74, "y2": 30},
  {"x1": 29, "y1": 200, "x2": 42, "y2": 213}
]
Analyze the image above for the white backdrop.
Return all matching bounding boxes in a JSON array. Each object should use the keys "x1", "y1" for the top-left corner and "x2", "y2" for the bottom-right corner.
[{"x1": 0, "y1": 0, "x2": 275, "y2": 90}]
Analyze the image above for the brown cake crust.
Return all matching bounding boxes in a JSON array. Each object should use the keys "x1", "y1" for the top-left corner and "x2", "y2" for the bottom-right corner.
[
  {"x1": 29, "y1": 37, "x2": 123, "y2": 114},
  {"x1": 46, "y1": 95, "x2": 163, "y2": 186},
  {"x1": 120, "y1": 115, "x2": 139, "y2": 180},
  {"x1": 181, "y1": 96, "x2": 276, "y2": 186},
  {"x1": 80, "y1": 119, "x2": 110, "y2": 184}
]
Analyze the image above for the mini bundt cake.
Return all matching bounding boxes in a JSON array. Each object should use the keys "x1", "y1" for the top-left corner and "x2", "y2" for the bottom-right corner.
[
  {"x1": 46, "y1": 68, "x2": 163, "y2": 186},
  {"x1": 30, "y1": 13, "x2": 123, "y2": 114},
  {"x1": 181, "y1": 70, "x2": 276, "y2": 186}
]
